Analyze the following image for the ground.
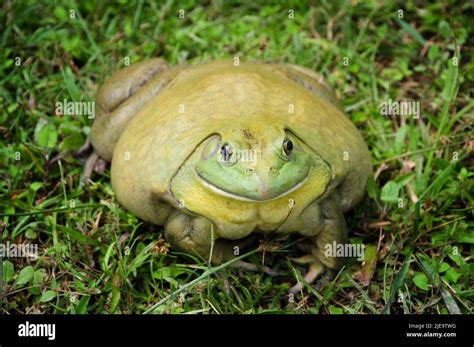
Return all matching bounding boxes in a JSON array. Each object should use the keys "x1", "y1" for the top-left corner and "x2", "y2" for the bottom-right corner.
[{"x1": 0, "y1": 0, "x2": 472, "y2": 314}]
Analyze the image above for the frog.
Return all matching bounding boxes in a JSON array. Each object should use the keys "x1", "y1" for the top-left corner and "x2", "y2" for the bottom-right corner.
[{"x1": 83, "y1": 59, "x2": 372, "y2": 294}]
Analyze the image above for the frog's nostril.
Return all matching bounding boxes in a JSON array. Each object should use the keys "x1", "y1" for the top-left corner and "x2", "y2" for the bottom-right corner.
[
  {"x1": 269, "y1": 166, "x2": 277, "y2": 174},
  {"x1": 245, "y1": 167, "x2": 255, "y2": 175}
]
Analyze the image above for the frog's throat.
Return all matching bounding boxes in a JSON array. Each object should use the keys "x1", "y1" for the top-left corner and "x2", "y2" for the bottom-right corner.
[{"x1": 196, "y1": 170, "x2": 310, "y2": 202}]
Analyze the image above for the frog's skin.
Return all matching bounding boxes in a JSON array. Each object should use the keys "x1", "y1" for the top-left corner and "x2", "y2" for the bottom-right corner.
[{"x1": 86, "y1": 59, "x2": 372, "y2": 293}]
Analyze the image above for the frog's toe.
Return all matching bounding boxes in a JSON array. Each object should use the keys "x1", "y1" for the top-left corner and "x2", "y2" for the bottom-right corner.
[
  {"x1": 77, "y1": 137, "x2": 92, "y2": 158},
  {"x1": 290, "y1": 254, "x2": 315, "y2": 265},
  {"x1": 231, "y1": 260, "x2": 279, "y2": 277},
  {"x1": 82, "y1": 150, "x2": 108, "y2": 184},
  {"x1": 289, "y1": 258, "x2": 326, "y2": 295},
  {"x1": 313, "y1": 271, "x2": 334, "y2": 292},
  {"x1": 209, "y1": 237, "x2": 279, "y2": 276},
  {"x1": 83, "y1": 151, "x2": 99, "y2": 183},
  {"x1": 95, "y1": 157, "x2": 108, "y2": 174}
]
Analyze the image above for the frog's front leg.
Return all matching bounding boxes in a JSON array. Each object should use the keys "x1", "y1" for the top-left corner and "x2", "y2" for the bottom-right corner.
[
  {"x1": 164, "y1": 211, "x2": 278, "y2": 276},
  {"x1": 82, "y1": 58, "x2": 169, "y2": 182},
  {"x1": 290, "y1": 196, "x2": 348, "y2": 294}
]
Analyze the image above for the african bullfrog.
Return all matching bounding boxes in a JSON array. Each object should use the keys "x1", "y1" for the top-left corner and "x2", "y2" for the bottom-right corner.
[{"x1": 84, "y1": 59, "x2": 372, "y2": 293}]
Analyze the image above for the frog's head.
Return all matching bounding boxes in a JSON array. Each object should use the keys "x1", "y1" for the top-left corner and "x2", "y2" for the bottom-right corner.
[{"x1": 195, "y1": 125, "x2": 329, "y2": 202}]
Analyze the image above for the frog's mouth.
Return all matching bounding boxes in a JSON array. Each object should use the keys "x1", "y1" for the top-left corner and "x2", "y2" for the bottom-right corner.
[{"x1": 196, "y1": 171, "x2": 310, "y2": 202}]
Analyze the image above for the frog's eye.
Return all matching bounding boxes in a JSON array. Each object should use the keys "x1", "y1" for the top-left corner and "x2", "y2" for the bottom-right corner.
[
  {"x1": 220, "y1": 143, "x2": 234, "y2": 162},
  {"x1": 283, "y1": 138, "x2": 293, "y2": 156}
]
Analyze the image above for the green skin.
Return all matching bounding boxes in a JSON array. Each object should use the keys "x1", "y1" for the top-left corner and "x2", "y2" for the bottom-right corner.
[
  {"x1": 87, "y1": 59, "x2": 372, "y2": 292},
  {"x1": 195, "y1": 133, "x2": 312, "y2": 202}
]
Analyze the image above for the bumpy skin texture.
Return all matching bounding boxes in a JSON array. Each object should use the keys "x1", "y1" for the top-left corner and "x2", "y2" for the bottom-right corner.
[{"x1": 90, "y1": 59, "x2": 372, "y2": 273}]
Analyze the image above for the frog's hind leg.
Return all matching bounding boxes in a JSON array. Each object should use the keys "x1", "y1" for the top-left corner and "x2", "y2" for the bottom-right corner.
[
  {"x1": 164, "y1": 211, "x2": 278, "y2": 276},
  {"x1": 82, "y1": 58, "x2": 170, "y2": 183},
  {"x1": 290, "y1": 197, "x2": 348, "y2": 294}
]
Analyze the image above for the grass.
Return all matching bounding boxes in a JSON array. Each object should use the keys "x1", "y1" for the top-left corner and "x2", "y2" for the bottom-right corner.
[{"x1": 0, "y1": 0, "x2": 472, "y2": 314}]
